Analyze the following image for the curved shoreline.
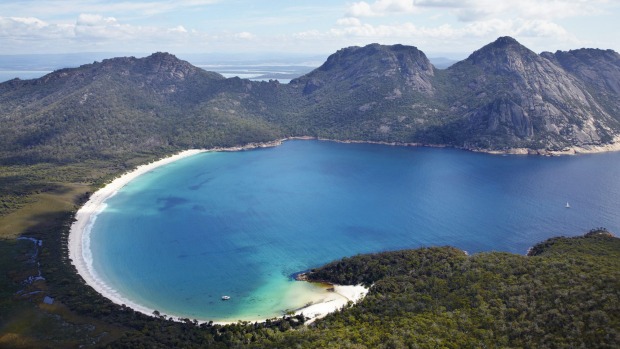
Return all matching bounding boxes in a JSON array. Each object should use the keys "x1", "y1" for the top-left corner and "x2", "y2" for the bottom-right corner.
[
  {"x1": 68, "y1": 144, "x2": 368, "y2": 325},
  {"x1": 67, "y1": 135, "x2": 618, "y2": 325},
  {"x1": 68, "y1": 149, "x2": 208, "y2": 321}
]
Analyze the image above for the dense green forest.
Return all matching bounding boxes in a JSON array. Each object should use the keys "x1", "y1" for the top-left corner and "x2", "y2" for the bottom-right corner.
[
  {"x1": 2, "y1": 223, "x2": 618, "y2": 348},
  {"x1": 293, "y1": 231, "x2": 619, "y2": 348}
]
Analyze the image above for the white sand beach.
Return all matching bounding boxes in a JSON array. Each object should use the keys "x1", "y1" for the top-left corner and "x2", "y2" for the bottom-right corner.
[
  {"x1": 294, "y1": 285, "x2": 369, "y2": 324},
  {"x1": 68, "y1": 149, "x2": 207, "y2": 319},
  {"x1": 67, "y1": 145, "x2": 369, "y2": 325}
]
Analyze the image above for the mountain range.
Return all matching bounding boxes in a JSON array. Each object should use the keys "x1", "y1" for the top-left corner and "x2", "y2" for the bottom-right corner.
[{"x1": 1, "y1": 36, "x2": 620, "y2": 165}]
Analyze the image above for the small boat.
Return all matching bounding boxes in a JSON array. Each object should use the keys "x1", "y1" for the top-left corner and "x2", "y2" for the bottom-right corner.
[
  {"x1": 565, "y1": 202, "x2": 570, "y2": 208},
  {"x1": 221, "y1": 296, "x2": 230, "y2": 300}
]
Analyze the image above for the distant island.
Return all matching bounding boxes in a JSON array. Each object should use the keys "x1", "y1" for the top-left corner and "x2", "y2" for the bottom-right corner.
[{"x1": 1, "y1": 37, "x2": 619, "y2": 347}]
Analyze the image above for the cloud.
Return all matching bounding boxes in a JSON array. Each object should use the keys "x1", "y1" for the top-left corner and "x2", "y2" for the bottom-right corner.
[
  {"x1": 331, "y1": 0, "x2": 605, "y2": 54},
  {"x1": 292, "y1": 30, "x2": 323, "y2": 40},
  {"x1": 234, "y1": 31, "x2": 255, "y2": 40},
  {"x1": 515, "y1": 20, "x2": 568, "y2": 38},
  {"x1": 169, "y1": 25, "x2": 188, "y2": 33},
  {"x1": 0, "y1": 0, "x2": 222, "y2": 26},
  {"x1": 291, "y1": 16, "x2": 580, "y2": 56},
  {"x1": 346, "y1": 0, "x2": 417, "y2": 17},
  {"x1": 0, "y1": 0, "x2": 614, "y2": 55},
  {"x1": 76, "y1": 14, "x2": 118, "y2": 27},
  {"x1": 512, "y1": 0, "x2": 607, "y2": 20},
  {"x1": 414, "y1": 0, "x2": 461, "y2": 8},
  {"x1": 345, "y1": 0, "x2": 611, "y2": 21},
  {"x1": 0, "y1": 14, "x2": 211, "y2": 53},
  {"x1": 336, "y1": 17, "x2": 362, "y2": 26},
  {"x1": 347, "y1": 2, "x2": 375, "y2": 17},
  {"x1": 74, "y1": 14, "x2": 136, "y2": 40},
  {"x1": 328, "y1": 18, "x2": 569, "y2": 40},
  {"x1": 428, "y1": 0, "x2": 609, "y2": 22},
  {"x1": 0, "y1": 16, "x2": 74, "y2": 40},
  {"x1": 7, "y1": 16, "x2": 46, "y2": 28}
]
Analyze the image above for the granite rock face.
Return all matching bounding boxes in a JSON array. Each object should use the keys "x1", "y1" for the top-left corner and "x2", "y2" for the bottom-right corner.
[{"x1": 444, "y1": 37, "x2": 620, "y2": 149}]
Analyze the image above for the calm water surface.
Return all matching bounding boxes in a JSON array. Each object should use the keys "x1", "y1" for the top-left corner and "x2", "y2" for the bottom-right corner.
[{"x1": 90, "y1": 140, "x2": 620, "y2": 321}]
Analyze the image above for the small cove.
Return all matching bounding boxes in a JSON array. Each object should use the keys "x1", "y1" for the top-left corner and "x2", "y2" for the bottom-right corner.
[{"x1": 86, "y1": 140, "x2": 620, "y2": 321}]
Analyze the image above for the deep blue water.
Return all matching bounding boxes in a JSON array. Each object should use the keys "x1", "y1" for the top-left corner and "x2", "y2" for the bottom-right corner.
[{"x1": 89, "y1": 140, "x2": 620, "y2": 321}]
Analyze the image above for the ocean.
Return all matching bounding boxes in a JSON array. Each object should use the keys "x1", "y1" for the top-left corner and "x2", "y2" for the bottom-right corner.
[{"x1": 88, "y1": 140, "x2": 620, "y2": 321}]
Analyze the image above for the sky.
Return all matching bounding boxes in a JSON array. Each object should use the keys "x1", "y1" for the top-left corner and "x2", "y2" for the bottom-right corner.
[{"x1": 0, "y1": 0, "x2": 619, "y2": 59}]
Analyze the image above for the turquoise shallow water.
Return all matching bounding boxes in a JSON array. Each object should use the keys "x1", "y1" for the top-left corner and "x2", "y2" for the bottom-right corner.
[{"x1": 89, "y1": 140, "x2": 620, "y2": 321}]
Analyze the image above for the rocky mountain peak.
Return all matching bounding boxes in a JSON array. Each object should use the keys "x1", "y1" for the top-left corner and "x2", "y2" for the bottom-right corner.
[
  {"x1": 489, "y1": 36, "x2": 521, "y2": 48},
  {"x1": 292, "y1": 43, "x2": 435, "y2": 95},
  {"x1": 318, "y1": 43, "x2": 433, "y2": 76},
  {"x1": 136, "y1": 52, "x2": 206, "y2": 81},
  {"x1": 146, "y1": 51, "x2": 179, "y2": 61},
  {"x1": 447, "y1": 38, "x2": 620, "y2": 150},
  {"x1": 465, "y1": 36, "x2": 539, "y2": 75},
  {"x1": 82, "y1": 52, "x2": 220, "y2": 83}
]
